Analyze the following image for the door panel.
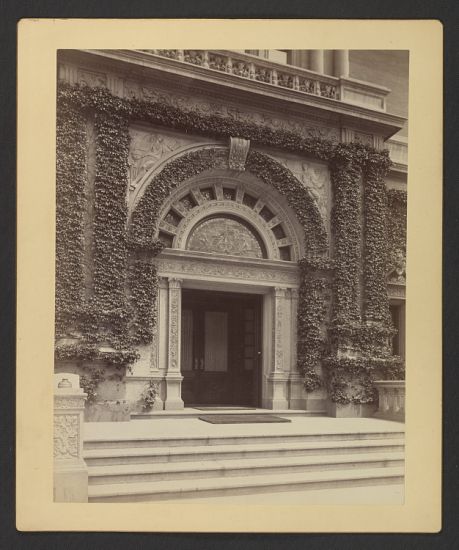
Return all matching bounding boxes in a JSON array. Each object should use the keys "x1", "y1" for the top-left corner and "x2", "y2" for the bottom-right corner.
[
  {"x1": 204, "y1": 311, "x2": 228, "y2": 372},
  {"x1": 181, "y1": 291, "x2": 261, "y2": 407}
]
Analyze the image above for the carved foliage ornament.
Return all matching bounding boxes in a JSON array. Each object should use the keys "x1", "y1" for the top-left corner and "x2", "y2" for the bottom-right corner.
[{"x1": 54, "y1": 414, "x2": 79, "y2": 460}]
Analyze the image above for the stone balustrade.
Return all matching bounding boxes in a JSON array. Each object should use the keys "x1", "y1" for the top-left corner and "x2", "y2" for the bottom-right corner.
[
  {"x1": 53, "y1": 373, "x2": 88, "y2": 502},
  {"x1": 145, "y1": 49, "x2": 341, "y2": 100},
  {"x1": 373, "y1": 380, "x2": 405, "y2": 422}
]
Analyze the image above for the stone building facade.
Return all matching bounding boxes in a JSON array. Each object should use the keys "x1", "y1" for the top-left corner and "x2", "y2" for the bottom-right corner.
[{"x1": 55, "y1": 49, "x2": 407, "y2": 417}]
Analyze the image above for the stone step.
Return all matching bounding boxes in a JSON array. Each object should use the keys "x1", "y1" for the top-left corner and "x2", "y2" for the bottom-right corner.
[
  {"x1": 88, "y1": 466, "x2": 405, "y2": 502},
  {"x1": 83, "y1": 437, "x2": 405, "y2": 466},
  {"x1": 87, "y1": 451, "x2": 404, "y2": 485},
  {"x1": 132, "y1": 409, "x2": 327, "y2": 420},
  {"x1": 83, "y1": 430, "x2": 405, "y2": 450}
]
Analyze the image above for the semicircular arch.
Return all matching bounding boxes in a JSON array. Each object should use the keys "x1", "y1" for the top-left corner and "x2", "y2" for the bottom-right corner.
[{"x1": 128, "y1": 145, "x2": 328, "y2": 258}]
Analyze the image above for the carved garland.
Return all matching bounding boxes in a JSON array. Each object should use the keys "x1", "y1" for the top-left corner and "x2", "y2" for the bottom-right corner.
[{"x1": 55, "y1": 82, "x2": 402, "y2": 404}]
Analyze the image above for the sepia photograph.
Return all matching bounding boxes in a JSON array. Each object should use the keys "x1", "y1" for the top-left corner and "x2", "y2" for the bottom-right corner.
[
  {"x1": 54, "y1": 47, "x2": 408, "y2": 504},
  {"x1": 15, "y1": 18, "x2": 442, "y2": 533}
]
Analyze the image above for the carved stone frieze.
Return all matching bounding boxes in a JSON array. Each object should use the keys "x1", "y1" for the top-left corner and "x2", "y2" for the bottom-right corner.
[
  {"x1": 54, "y1": 396, "x2": 86, "y2": 410},
  {"x1": 77, "y1": 69, "x2": 107, "y2": 88},
  {"x1": 53, "y1": 414, "x2": 79, "y2": 460},
  {"x1": 122, "y1": 79, "x2": 340, "y2": 142},
  {"x1": 155, "y1": 254, "x2": 300, "y2": 286}
]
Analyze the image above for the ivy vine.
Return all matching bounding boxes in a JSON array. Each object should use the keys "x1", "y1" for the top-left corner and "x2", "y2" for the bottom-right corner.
[{"x1": 55, "y1": 81, "x2": 404, "y2": 405}]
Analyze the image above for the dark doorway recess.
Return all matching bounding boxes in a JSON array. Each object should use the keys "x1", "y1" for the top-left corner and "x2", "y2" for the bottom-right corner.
[{"x1": 181, "y1": 289, "x2": 262, "y2": 407}]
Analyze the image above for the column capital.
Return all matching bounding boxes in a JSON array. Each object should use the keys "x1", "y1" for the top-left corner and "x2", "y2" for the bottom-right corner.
[
  {"x1": 168, "y1": 277, "x2": 183, "y2": 289},
  {"x1": 273, "y1": 287, "x2": 287, "y2": 298},
  {"x1": 289, "y1": 288, "x2": 299, "y2": 299}
]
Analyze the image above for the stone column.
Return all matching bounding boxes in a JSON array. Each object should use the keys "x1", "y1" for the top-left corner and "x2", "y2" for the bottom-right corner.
[
  {"x1": 53, "y1": 373, "x2": 88, "y2": 502},
  {"x1": 266, "y1": 287, "x2": 289, "y2": 409},
  {"x1": 309, "y1": 50, "x2": 325, "y2": 73},
  {"x1": 334, "y1": 50, "x2": 350, "y2": 77},
  {"x1": 288, "y1": 288, "x2": 305, "y2": 410},
  {"x1": 164, "y1": 278, "x2": 185, "y2": 410}
]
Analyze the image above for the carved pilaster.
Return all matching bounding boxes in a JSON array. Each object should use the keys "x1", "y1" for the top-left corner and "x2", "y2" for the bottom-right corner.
[
  {"x1": 167, "y1": 278, "x2": 182, "y2": 373},
  {"x1": 165, "y1": 278, "x2": 184, "y2": 409},
  {"x1": 53, "y1": 373, "x2": 88, "y2": 502},
  {"x1": 150, "y1": 276, "x2": 168, "y2": 372},
  {"x1": 289, "y1": 288, "x2": 299, "y2": 373},
  {"x1": 272, "y1": 287, "x2": 287, "y2": 373}
]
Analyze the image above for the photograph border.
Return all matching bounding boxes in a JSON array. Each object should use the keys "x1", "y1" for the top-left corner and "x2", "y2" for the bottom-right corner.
[{"x1": 15, "y1": 17, "x2": 442, "y2": 535}]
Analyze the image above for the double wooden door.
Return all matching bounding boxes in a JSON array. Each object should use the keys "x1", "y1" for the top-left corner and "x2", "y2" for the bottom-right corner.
[{"x1": 181, "y1": 290, "x2": 262, "y2": 407}]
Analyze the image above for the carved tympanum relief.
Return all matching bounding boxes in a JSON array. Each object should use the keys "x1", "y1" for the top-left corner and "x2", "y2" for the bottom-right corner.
[{"x1": 188, "y1": 217, "x2": 265, "y2": 259}]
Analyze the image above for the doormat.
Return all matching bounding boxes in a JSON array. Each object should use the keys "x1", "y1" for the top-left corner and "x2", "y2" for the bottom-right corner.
[
  {"x1": 194, "y1": 406, "x2": 256, "y2": 411},
  {"x1": 198, "y1": 414, "x2": 291, "y2": 424}
]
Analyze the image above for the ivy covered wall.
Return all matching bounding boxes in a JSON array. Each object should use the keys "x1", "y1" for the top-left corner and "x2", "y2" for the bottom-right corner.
[{"x1": 55, "y1": 82, "x2": 404, "y2": 406}]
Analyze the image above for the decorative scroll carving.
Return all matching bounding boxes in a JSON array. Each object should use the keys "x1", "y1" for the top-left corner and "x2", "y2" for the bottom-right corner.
[
  {"x1": 128, "y1": 128, "x2": 192, "y2": 193},
  {"x1": 269, "y1": 154, "x2": 330, "y2": 226},
  {"x1": 228, "y1": 137, "x2": 250, "y2": 171},
  {"x1": 77, "y1": 69, "x2": 107, "y2": 88},
  {"x1": 167, "y1": 278, "x2": 182, "y2": 372},
  {"x1": 53, "y1": 414, "x2": 79, "y2": 459}
]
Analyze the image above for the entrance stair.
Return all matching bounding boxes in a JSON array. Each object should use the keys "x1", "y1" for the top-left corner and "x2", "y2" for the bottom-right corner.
[{"x1": 83, "y1": 414, "x2": 404, "y2": 502}]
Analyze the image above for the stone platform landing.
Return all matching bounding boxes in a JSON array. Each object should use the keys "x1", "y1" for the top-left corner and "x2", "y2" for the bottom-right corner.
[{"x1": 83, "y1": 415, "x2": 405, "y2": 503}]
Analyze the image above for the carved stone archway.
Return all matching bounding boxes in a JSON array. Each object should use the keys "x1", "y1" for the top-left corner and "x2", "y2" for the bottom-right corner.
[
  {"x1": 128, "y1": 145, "x2": 328, "y2": 257},
  {"x1": 127, "y1": 144, "x2": 329, "y2": 411}
]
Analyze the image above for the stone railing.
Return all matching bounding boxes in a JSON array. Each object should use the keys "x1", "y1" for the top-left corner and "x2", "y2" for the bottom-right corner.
[
  {"x1": 144, "y1": 49, "x2": 341, "y2": 100},
  {"x1": 53, "y1": 373, "x2": 88, "y2": 502},
  {"x1": 373, "y1": 380, "x2": 405, "y2": 422}
]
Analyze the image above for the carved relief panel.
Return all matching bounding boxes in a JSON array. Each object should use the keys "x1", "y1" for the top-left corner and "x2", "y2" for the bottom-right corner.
[
  {"x1": 267, "y1": 152, "x2": 331, "y2": 230},
  {"x1": 128, "y1": 126, "x2": 208, "y2": 197}
]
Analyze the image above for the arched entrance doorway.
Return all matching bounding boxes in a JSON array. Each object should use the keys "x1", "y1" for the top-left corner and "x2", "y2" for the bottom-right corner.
[{"x1": 127, "y1": 147, "x2": 328, "y2": 411}]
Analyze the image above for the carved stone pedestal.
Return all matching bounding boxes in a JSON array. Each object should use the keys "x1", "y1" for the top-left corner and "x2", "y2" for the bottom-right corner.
[
  {"x1": 264, "y1": 373, "x2": 289, "y2": 410},
  {"x1": 164, "y1": 373, "x2": 185, "y2": 410},
  {"x1": 373, "y1": 380, "x2": 405, "y2": 422},
  {"x1": 53, "y1": 373, "x2": 88, "y2": 502}
]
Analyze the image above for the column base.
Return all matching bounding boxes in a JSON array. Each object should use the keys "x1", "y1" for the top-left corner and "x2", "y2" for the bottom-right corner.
[
  {"x1": 264, "y1": 373, "x2": 289, "y2": 410},
  {"x1": 164, "y1": 374, "x2": 184, "y2": 410}
]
